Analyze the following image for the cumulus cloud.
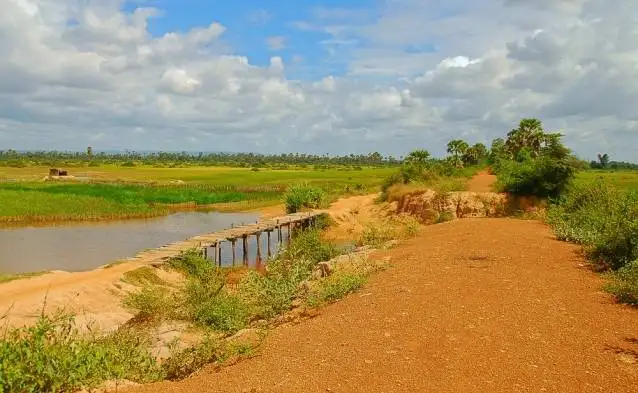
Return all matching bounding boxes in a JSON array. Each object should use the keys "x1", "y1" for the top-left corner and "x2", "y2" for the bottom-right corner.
[{"x1": 0, "y1": 0, "x2": 636, "y2": 159}]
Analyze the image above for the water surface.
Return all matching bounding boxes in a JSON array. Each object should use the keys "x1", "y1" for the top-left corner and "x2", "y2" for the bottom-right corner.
[{"x1": 0, "y1": 212, "x2": 261, "y2": 274}]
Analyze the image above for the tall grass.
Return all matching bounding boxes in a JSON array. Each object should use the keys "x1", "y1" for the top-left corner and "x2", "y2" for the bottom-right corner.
[
  {"x1": 547, "y1": 180, "x2": 638, "y2": 304},
  {"x1": 0, "y1": 183, "x2": 281, "y2": 223},
  {"x1": 284, "y1": 185, "x2": 326, "y2": 213},
  {"x1": 0, "y1": 313, "x2": 162, "y2": 393}
]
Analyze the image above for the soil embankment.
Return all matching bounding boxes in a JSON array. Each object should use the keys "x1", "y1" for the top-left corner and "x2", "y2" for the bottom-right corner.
[
  {"x1": 128, "y1": 218, "x2": 638, "y2": 393},
  {"x1": 0, "y1": 206, "x2": 282, "y2": 331}
]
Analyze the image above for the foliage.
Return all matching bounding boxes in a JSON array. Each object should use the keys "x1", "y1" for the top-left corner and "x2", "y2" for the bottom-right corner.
[
  {"x1": 492, "y1": 118, "x2": 577, "y2": 198},
  {"x1": 161, "y1": 336, "x2": 233, "y2": 381},
  {"x1": 0, "y1": 150, "x2": 403, "y2": 168},
  {"x1": 239, "y1": 229, "x2": 341, "y2": 319},
  {"x1": 547, "y1": 179, "x2": 638, "y2": 305},
  {"x1": 0, "y1": 166, "x2": 395, "y2": 223},
  {"x1": 547, "y1": 181, "x2": 638, "y2": 270},
  {"x1": 604, "y1": 260, "x2": 638, "y2": 305},
  {"x1": 0, "y1": 314, "x2": 161, "y2": 393},
  {"x1": 379, "y1": 153, "x2": 475, "y2": 201},
  {"x1": 496, "y1": 156, "x2": 575, "y2": 198},
  {"x1": 306, "y1": 272, "x2": 367, "y2": 308},
  {"x1": 284, "y1": 185, "x2": 326, "y2": 213}
]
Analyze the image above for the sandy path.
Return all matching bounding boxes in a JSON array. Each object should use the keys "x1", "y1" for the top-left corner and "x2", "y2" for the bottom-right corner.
[
  {"x1": 467, "y1": 170, "x2": 497, "y2": 192},
  {"x1": 128, "y1": 218, "x2": 638, "y2": 393}
]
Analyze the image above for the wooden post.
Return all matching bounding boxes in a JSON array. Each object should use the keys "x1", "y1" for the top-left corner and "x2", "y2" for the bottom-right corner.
[
  {"x1": 242, "y1": 235, "x2": 248, "y2": 265},
  {"x1": 277, "y1": 222, "x2": 283, "y2": 245},
  {"x1": 203, "y1": 245, "x2": 208, "y2": 260},
  {"x1": 267, "y1": 230, "x2": 272, "y2": 258},
  {"x1": 231, "y1": 240, "x2": 237, "y2": 267},
  {"x1": 287, "y1": 223, "x2": 292, "y2": 242},
  {"x1": 256, "y1": 233, "x2": 262, "y2": 266},
  {"x1": 212, "y1": 243, "x2": 218, "y2": 264},
  {"x1": 217, "y1": 242, "x2": 222, "y2": 267}
]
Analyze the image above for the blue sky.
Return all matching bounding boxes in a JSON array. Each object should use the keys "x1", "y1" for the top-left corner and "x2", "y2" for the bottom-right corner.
[
  {"x1": 136, "y1": 0, "x2": 377, "y2": 79},
  {"x1": 1, "y1": 0, "x2": 636, "y2": 159}
]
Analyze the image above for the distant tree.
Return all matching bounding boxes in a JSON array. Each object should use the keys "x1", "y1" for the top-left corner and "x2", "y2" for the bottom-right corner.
[
  {"x1": 597, "y1": 153, "x2": 610, "y2": 168},
  {"x1": 87, "y1": 146, "x2": 93, "y2": 160},
  {"x1": 505, "y1": 118, "x2": 545, "y2": 158},
  {"x1": 462, "y1": 143, "x2": 489, "y2": 165},
  {"x1": 447, "y1": 139, "x2": 469, "y2": 165},
  {"x1": 405, "y1": 149, "x2": 431, "y2": 165}
]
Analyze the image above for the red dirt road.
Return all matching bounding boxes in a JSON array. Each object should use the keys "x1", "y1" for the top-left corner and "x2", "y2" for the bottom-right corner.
[
  {"x1": 467, "y1": 170, "x2": 497, "y2": 192},
  {"x1": 129, "y1": 219, "x2": 638, "y2": 393}
]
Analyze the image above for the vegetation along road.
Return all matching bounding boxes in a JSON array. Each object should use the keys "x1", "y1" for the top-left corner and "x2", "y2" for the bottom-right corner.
[{"x1": 127, "y1": 173, "x2": 638, "y2": 393}]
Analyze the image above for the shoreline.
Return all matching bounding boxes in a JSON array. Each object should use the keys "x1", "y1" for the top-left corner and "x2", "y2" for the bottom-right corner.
[
  {"x1": 0, "y1": 199, "x2": 284, "y2": 229},
  {"x1": 0, "y1": 194, "x2": 376, "y2": 331}
]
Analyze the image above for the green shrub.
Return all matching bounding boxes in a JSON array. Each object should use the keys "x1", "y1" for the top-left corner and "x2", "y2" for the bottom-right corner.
[
  {"x1": 548, "y1": 182, "x2": 638, "y2": 270},
  {"x1": 162, "y1": 337, "x2": 226, "y2": 381},
  {"x1": 283, "y1": 228, "x2": 341, "y2": 264},
  {"x1": 497, "y1": 156, "x2": 575, "y2": 198},
  {"x1": 123, "y1": 285, "x2": 175, "y2": 320},
  {"x1": 284, "y1": 185, "x2": 326, "y2": 213},
  {"x1": 306, "y1": 272, "x2": 367, "y2": 307},
  {"x1": 0, "y1": 314, "x2": 161, "y2": 393},
  {"x1": 604, "y1": 260, "x2": 638, "y2": 305},
  {"x1": 188, "y1": 292, "x2": 250, "y2": 333}
]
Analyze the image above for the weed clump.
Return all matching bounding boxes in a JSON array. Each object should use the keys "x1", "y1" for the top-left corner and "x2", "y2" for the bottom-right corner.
[
  {"x1": 547, "y1": 180, "x2": 638, "y2": 304},
  {"x1": 284, "y1": 185, "x2": 326, "y2": 213},
  {"x1": 0, "y1": 313, "x2": 161, "y2": 393}
]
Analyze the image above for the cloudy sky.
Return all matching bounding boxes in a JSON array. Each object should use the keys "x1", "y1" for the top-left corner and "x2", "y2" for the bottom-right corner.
[{"x1": 1, "y1": 0, "x2": 636, "y2": 160}]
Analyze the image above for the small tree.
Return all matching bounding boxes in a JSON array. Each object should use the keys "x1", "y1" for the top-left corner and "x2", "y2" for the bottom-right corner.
[
  {"x1": 505, "y1": 118, "x2": 545, "y2": 158},
  {"x1": 597, "y1": 153, "x2": 610, "y2": 168},
  {"x1": 446, "y1": 140, "x2": 469, "y2": 167},
  {"x1": 405, "y1": 149, "x2": 431, "y2": 165},
  {"x1": 87, "y1": 146, "x2": 93, "y2": 160}
]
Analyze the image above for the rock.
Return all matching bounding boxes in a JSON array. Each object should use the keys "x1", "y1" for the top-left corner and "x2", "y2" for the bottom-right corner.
[{"x1": 228, "y1": 328, "x2": 263, "y2": 348}]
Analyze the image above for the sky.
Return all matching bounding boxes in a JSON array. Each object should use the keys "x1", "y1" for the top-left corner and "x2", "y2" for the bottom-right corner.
[{"x1": 1, "y1": 0, "x2": 637, "y2": 160}]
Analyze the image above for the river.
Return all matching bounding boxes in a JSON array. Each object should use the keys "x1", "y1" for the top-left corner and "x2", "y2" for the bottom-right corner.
[{"x1": 0, "y1": 211, "x2": 287, "y2": 274}]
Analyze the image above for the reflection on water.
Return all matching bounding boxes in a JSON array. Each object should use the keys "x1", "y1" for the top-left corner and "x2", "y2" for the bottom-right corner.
[{"x1": 0, "y1": 212, "x2": 259, "y2": 274}]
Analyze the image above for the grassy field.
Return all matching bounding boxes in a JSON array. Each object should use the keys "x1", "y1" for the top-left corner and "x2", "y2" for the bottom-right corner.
[
  {"x1": 0, "y1": 166, "x2": 396, "y2": 224},
  {"x1": 575, "y1": 170, "x2": 638, "y2": 190}
]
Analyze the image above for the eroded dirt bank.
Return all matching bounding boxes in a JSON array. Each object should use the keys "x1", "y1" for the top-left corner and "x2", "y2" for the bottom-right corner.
[{"x1": 127, "y1": 218, "x2": 638, "y2": 393}]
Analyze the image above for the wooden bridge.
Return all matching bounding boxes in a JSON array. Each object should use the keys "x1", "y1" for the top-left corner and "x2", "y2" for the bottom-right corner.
[{"x1": 119, "y1": 210, "x2": 327, "y2": 267}]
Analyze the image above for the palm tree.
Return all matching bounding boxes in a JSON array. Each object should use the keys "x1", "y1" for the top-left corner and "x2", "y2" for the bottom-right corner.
[
  {"x1": 506, "y1": 118, "x2": 545, "y2": 158},
  {"x1": 447, "y1": 140, "x2": 469, "y2": 159},
  {"x1": 405, "y1": 149, "x2": 431, "y2": 165}
]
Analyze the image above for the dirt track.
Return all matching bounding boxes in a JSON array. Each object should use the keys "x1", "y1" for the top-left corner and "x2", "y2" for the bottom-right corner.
[
  {"x1": 128, "y1": 217, "x2": 638, "y2": 393},
  {"x1": 467, "y1": 170, "x2": 497, "y2": 192}
]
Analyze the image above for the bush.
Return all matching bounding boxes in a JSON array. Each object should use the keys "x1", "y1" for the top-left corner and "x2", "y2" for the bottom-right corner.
[
  {"x1": 284, "y1": 185, "x2": 326, "y2": 213},
  {"x1": 604, "y1": 260, "x2": 638, "y2": 305},
  {"x1": 547, "y1": 181, "x2": 638, "y2": 270},
  {"x1": 0, "y1": 314, "x2": 161, "y2": 392},
  {"x1": 306, "y1": 272, "x2": 367, "y2": 307},
  {"x1": 497, "y1": 156, "x2": 575, "y2": 198}
]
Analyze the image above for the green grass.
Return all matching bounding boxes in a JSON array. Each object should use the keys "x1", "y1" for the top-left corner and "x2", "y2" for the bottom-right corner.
[
  {"x1": 0, "y1": 166, "x2": 394, "y2": 223},
  {"x1": 0, "y1": 313, "x2": 162, "y2": 393},
  {"x1": 0, "y1": 271, "x2": 47, "y2": 284},
  {"x1": 547, "y1": 179, "x2": 638, "y2": 305},
  {"x1": 576, "y1": 170, "x2": 638, "y2": 191}
]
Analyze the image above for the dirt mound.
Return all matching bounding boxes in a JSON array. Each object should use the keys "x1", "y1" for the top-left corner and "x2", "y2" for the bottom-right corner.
[{"x1": 396, "y1": 189, "x2": 510, "y2": 222}]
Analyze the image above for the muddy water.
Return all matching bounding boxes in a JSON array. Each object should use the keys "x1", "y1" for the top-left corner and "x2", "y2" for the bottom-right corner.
[{"x1": 0, "y1": 212, "x2": 276, "y2": 274}]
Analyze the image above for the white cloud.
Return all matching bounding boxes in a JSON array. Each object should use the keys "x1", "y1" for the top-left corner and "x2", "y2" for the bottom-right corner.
[
  {"x1": 266, "y1": 36, "x2": 287, "y2": 51},
  {"x1": 0, "y1": 0, "x2": 636, "y2": 160}
]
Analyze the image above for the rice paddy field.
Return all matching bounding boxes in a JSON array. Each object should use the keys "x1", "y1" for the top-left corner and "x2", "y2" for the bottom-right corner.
[
  {"x1": 575, "y1": 170, "x2": 638, "y2": 190},
  {"x1": 0, "y1": 165, "x2": 396, "y2": 224}
]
